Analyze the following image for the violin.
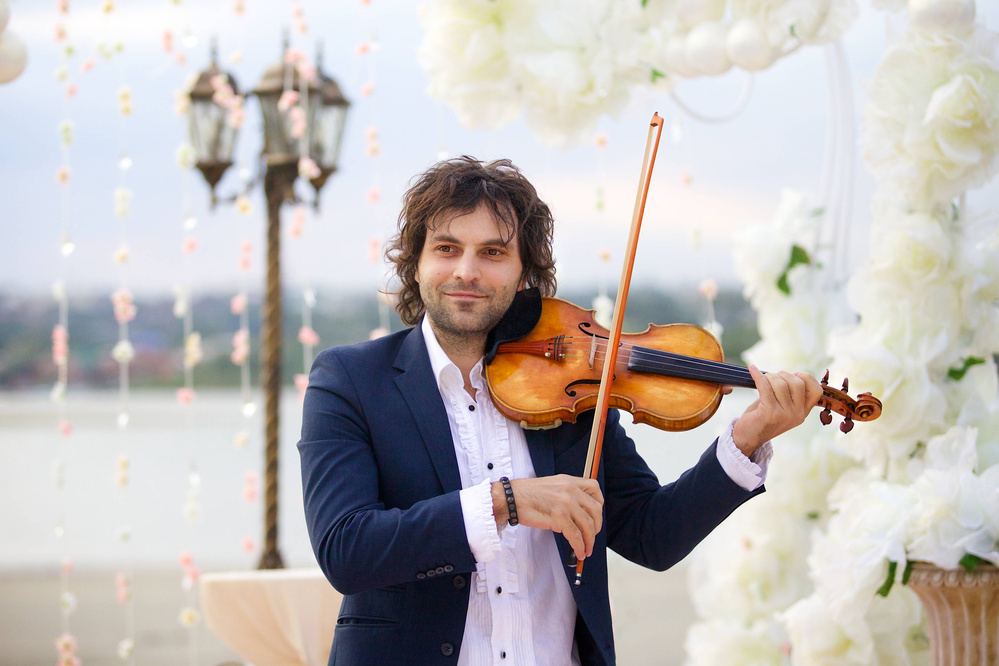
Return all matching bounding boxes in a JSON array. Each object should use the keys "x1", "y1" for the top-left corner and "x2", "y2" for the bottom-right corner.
[{"x1": 484, "y1": 296, "x2": 882, "y2": 435}]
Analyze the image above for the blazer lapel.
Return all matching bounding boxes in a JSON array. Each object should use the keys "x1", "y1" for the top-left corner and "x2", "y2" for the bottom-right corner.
[{"x1": 393, "y1": 323, "x2": 463, "y2": 494}]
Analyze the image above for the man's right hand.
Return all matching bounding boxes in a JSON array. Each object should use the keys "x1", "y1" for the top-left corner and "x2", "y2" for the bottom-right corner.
[{"x1": 491, "y1": 475, "x2": 604, "y2": 562}]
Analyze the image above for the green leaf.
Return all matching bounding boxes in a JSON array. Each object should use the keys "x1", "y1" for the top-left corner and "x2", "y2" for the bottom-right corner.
[
  {"x1": 948, "y1": 357, "x2": 985, "y2": 381},
  {"x1": 952, "y1": 201, "x2": 959, "y2": 222},
  {"x1": 642, "y1": 0, "x2": 649, "y2": 6},
  {"x1": 650, "y1": 68, "x2": 665, "y2": 83},
  {"x1": 960, "y1": 553, "x2": 986, "y2": 572},
  {"x1": 775, "y1": 245, "x2": 812, "y2": 295},
  {"x1": 809, "y1": 207, "x2": 826, "y2": 217},
  {"x1": 806, "y1": 511, "x2": 820, "y2": 520},
  {"x1": 789, "y1": 24, "x2": 798, "y2": 38},
  {"x1": 876, "y1": 560, "x2": 897, "y2": 597},
  {"x1": 902, "y1": 560, "x2": 914, "y2": 586},
  {"x1": 909, "y1": 441, "x2": 926, "y2": 458}
]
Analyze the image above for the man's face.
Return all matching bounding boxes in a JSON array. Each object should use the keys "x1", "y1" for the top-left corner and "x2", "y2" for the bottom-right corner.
[{"x1": 416, "y1": 203, "x2": 524, "y2": 344}]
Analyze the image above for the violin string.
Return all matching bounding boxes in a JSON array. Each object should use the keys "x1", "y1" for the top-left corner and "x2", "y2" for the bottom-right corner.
[{"x1": 546, "y1": 337, "x2": 756, "y2": 384}]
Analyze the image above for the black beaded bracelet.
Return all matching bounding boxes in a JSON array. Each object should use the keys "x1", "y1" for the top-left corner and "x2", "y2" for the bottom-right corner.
[{"x1": 499, "y1": 476, "x2": 518, "y2": 526}]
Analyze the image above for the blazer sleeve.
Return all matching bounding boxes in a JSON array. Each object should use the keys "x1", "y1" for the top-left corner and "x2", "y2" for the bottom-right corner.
[
  {"x1": 298, "y1": 348, "x2": 477, "y2": 595},
  {"x1": 600, "y1": 410, "x2": 763, "y2": 571}
]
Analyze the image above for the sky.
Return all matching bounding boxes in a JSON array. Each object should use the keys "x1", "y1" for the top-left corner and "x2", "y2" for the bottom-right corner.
[{"x1": 1, "y1": 0, "x2": 997, "y2": 301}]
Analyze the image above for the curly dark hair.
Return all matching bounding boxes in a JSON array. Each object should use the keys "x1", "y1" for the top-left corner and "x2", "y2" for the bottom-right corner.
[{"x1": 386, "y1": 156, "x2": 557, "y2": 326}]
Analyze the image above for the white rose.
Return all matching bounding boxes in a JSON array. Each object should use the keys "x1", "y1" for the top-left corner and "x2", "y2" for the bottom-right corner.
[{"x1": 685, "y1": 619, "x2": 784, "y2": 665}]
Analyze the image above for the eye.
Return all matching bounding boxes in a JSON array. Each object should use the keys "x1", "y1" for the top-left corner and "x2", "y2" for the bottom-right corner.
[{"x1": 485, "y1": 248, "x2": 504, "y2": 257}]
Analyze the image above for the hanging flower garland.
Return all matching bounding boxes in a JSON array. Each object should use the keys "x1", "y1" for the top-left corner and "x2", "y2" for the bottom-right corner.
[
  {"x1": 51, "y1": 0, "x2": 79, "y2": 660},
  {"x1": 417, "y1": 0, "x2": 859, "y2": 147}
]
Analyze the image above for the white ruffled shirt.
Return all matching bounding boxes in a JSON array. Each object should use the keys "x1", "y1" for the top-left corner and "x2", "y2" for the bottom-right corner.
[{"x1": 421, "y1": 317, "x2": 770, "y2": 665}]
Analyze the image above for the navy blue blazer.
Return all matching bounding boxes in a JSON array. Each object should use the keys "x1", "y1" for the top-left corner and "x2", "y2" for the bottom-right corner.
[{"x1": 299, "y1": 322, "x2": 762, "y2": 665}]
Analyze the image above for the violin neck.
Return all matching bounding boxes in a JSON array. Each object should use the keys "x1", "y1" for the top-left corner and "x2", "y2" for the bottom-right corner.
[{"x1": 628, "y1": 345, "x2": 757, "y2": 389}]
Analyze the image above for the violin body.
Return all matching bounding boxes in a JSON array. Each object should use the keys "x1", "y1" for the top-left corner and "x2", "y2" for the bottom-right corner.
[{"x1": 485, "y1": 298, "x2": 726, "y2": 432}]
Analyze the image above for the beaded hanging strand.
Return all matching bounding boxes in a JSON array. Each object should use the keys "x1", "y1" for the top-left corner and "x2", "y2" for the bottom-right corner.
[{"x1": 52, "y1": 0, "x2": 79, "y2": 662}]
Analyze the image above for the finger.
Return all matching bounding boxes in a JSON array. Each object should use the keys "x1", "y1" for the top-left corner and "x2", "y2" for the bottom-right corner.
[
  {"x1": 721, "y1": 385, "x2": 733, "y2": 396},
  {"x1": 749, "y1": 365, "x2": 775, "y2": 408},
  {"x1": 796, "y1": 372, "x2": 824, "y2": 408},
  {"x1": 769, "y1": 371, "x2": 798, "y2": 412}
]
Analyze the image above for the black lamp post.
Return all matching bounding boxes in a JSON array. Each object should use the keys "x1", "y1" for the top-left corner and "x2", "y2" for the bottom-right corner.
[{"x1": 187, "y1": 39, "x2": 349, "y2": 569}]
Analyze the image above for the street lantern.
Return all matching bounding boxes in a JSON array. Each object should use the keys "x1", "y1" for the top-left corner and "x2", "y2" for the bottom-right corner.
[
  {"x1": 253, "y1": 49, "x2": 350, "y2": 203},
  {"x1": 186, "y1": 39, "x2": 349, "y2": 570},
  {"x1": 187, "y1": 47, "x2": 239, "y2": 204}
]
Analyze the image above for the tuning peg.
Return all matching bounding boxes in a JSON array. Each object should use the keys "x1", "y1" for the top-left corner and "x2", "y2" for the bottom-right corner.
[
  {"x1": 841, "y1": 377, "x2": 849, "y2": 393},
  {"x1": 819, "y1": 408, "x2": 832, "y2": 426},
  {"x1": 840, "y1": 416, "x2": 854, "y2": 434},
  {"x1": 821, "y1": 370, "x2": 830, "y2": 386}
]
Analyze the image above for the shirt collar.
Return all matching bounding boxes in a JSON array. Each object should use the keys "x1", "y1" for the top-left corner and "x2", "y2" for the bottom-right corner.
[{"x1": 421, "y1": 315, "x2": 484, "y2": 390}]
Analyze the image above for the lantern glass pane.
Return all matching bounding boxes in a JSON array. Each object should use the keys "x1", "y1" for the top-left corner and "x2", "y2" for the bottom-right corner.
[
  {"x1": 187, "y1": 97, "x2": 237, "y2": 164},
  {"x1": 258, "y1": 94, "x2": 295, "y2": 159},
  {"x1": 311, "y1": 104, "x2": 347, "y2": 170}
]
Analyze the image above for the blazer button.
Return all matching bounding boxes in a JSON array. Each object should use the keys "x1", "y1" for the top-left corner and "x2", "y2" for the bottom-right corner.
[
  {"x1": 444, "y1": 564, "x2": 454, "y2": 573},
  {"x1": 441, "y1": 642, "x2": 455, "y2": 657},
  {"x1": 452, "y1": 575, "x2": 466, "y2": 590}
]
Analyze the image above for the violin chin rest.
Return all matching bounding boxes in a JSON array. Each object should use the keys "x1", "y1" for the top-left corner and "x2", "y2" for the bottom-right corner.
[{"x1": 484, "y1": 287, "x2": 544, "y2": 365}]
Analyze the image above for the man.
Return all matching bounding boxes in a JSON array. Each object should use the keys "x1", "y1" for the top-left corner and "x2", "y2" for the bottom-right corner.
[{"x1": 299, "y1": 157, "x2": 822, "y2": 665}]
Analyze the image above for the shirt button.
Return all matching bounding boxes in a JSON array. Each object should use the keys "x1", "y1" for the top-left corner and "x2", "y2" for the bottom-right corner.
[
  {"x1": 452, "y1": 575, "x2": 466, "y2": 589},
  {"x1": 417, "y1": 573, "x2": 426, "y2": 580},
  {"x1": 487, "y1": 463, "x2": 493, "y2": 470},
  {"x1": 441, "y1": 643, "x2": 455, "y2": 657},
  {"x1": 500, "y1": 651, "x2": 507, "y2": 659},
  {"x1": 436, "y1": 566, "x2": 445, "y2": 575},
  {"x1": 496, "y1": 586, "x2": 502, "y2": 594},
  {"x1": 468, "y1": 404, "x2": 475, "y2": 411},
  {"x1": 444, "y1": 564, "x2": 454, "y2": 572}
]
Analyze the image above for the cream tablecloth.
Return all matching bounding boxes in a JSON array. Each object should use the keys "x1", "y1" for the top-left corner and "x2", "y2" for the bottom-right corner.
[{"x1": 200, "y1": 568, "x2": 342, "y2": 666}]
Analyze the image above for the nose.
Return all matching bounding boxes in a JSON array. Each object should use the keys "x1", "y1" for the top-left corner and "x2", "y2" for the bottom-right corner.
[{"x1": 452, "y1": 252, "x2": 481, "y2": 283}]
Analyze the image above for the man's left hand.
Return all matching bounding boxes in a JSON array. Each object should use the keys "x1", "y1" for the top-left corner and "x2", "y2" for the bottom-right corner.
[{"x1": 731, "y1": 365, "x2": 823, "y2": 457}]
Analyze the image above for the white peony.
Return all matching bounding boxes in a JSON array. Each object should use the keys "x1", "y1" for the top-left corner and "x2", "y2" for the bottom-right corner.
[
  {"x1": 862, "y1": 26, "x2": 999, "y2": 208},
  {"x1": 685, "y1": 619, "x2": 784, "y2": 665}
]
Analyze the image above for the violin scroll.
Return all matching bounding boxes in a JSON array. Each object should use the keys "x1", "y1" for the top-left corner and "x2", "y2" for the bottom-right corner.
[{"x1": 817, "y1": 370, "x2": 882, "y2": 434}]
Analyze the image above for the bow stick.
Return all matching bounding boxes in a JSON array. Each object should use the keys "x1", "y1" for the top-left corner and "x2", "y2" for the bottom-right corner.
[{"x1": 576, "y1": 113, "x2": 665, "y2": 586}]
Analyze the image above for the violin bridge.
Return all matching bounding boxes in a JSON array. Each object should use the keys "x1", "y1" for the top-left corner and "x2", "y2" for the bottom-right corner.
[{"x1": 588, "y1": 334, "x2": 597, "y2": 370}]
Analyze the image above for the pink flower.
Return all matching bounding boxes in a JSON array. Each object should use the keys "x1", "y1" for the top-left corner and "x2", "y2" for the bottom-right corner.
[
  {"x1": 176, "y1": 387, "x2": 195, "y2": 405},
  {"x1": 231, "y1": 328, "x2": 249, "y2": 365},
  {"x1": 360, "y1": 81, "x2": 375, "y2": 97},
  {"x1": 355, "y1": 42, "x2": 371, "y2": 56},
  {"x1": 297, "y1": 62, "x2": 316, "y2": 81},
  {"x1": 52, "y1": 325, "x2": 68, "y2": 364},
  {"x1": 289, "y1": 106, "x2": 306, "y2": 139},
  {"x1": 240, "y1": 240, "x2": 253, "y2": 254},
  {"x1": 58, "y1": 655, "x2": 81, "y2": 666},
  {"x1": 162, "y1": 30, "x2": 173, "y2": 53},
  {"x1": 58, "y1": 0, "x2": 70, "y2": 14},
  {"x1": 230, "y1": 293, "x2": 247, "y2": 315},
  {"x1": 175, "y1": 52, "x2": 187, "y2": 66},
  {"x1": 241, "y1": 536, "x2": 257, "y2": 552},
  {"x1": 115, "y1": 572, "x2": 130, "y2": 604},
  {"x1": 182, "y1": 236, "x2": 198, "y2": 254},
  {"x1": 59, "y1": 419, "x2": 73, "y2": 438},
  {"x1": 298, "y1": 157, "x2": 320, "y2": 180},
  {"x1": 111, "y1": 288, "x2": 136, "y2": 324},
  {"x1": 79, "y1": 59, "x2": 95, "y2": 73},
  {"x1": 55, "y1": 23, "x2": 67, "y2": 42},
  {"x1": 290, "y1": 206, "x2": 306, "y2": 238},
  {"x1": 65, "y1": 84, "x2": 78, "y2": 99},
  {"x1": 364, "y1": 141, "x2": 381, "y2": 157},
  {"x1": 55, "y1": 632, "x2": 77, "y2": 655},
  {"x1": 364, "y1": 126, "x2": 378, "y2": 141},
  {"x1": 283, "y1": 48, "x2": 305, "y2": 65},
  {"x1": 298, "y1": 326, "x2": 320, "y2": 347},
  {"x1": 277, "y1": 90, "x2": 299, "y2": 113},
  {"x1": 680, "y1": 171, "x2": 693, "y2": 186},
  {"x1": 178, "y1": 551, "x2": 193, "y2": 568},
  {"x1": 592, "y1": 131, "x2": 609, "y2": 149},
  {"x1": 232, "y1": 0, "x2": 245, "y2": 15},
  {"x1": 227, "y1": 101, "x2": 245, "y2": 128},
  {"x1": 365, "y1": 186, "x2": 381, "y2": 204},
  {"x1": 61, "y1": 558, "x2": 74, "y2": 576},
  {"x1": 367, "y1": 236, "x2": 381, "y2": 263},
  {"x1": 55, "y1": 166, "x2": 71, "y2": 186},
  {"x1": 295, "y1": 373, "x2": 309, "y2": 401}
]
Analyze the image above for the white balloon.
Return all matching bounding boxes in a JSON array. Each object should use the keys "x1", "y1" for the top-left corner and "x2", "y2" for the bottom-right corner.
[
  {"x1": 665, "y1": 35, "x2": 698, "y2": 79},
  {"x1": 0, "y1": 30, "x2": 27, "y2": 84},
  {"x1": 908, "y1": 0, "x2": 976, "y2": 35},
  {"x1": 686, "y1": 22, "x2": 732, "y2": 77},
  {"x1": 0, "y1": 0, "x2": 10, "y2": 36},
  {"x1": 728, "y1": 18, "x2": 779, "y2": 72}
]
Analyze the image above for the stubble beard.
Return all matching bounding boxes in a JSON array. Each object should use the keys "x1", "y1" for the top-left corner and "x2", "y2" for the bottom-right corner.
[{"x1": 421, "y1": 282, "x2": 515, "y2": 355}]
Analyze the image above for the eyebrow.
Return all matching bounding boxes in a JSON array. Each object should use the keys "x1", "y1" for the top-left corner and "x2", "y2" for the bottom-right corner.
[{"x1": 429, "y1": 232, "x2": 511, "y2": 247}]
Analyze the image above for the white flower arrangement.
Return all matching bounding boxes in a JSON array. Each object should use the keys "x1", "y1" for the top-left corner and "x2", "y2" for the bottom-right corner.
[
  {"x1": 861, "y1": 25, "x2": 999, "y2": 209},
  {"x1": 418, "y1": 0, "x2": 858, "y2": 146}
]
